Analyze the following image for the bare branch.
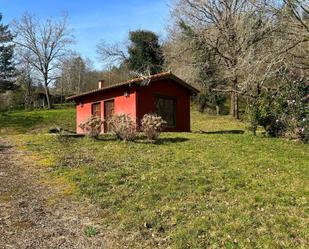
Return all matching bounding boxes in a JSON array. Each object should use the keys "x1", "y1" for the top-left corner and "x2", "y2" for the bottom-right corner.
[
  {"x1": 12, "y1": 13, "x2": 74, "y2": 108},
  {"x1": 96, "y1": 40, "x2": 128, "y2": 65}
]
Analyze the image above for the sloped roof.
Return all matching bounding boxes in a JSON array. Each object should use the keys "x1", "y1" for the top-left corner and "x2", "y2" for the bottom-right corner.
[{"x1": 66, "y1": 72, "x2": 199, "y2": 101}]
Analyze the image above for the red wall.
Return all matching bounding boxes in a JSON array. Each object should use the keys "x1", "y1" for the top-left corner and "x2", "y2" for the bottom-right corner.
[
  {"x1": 136, "y1": 79, "x2": 191, "y2": 132},
  {"x1": 76, "y1": 86, "x2": 137, "y2": 134},
  {"x1": 75, "y1": 79, "x2": 192, "y2": 134}
]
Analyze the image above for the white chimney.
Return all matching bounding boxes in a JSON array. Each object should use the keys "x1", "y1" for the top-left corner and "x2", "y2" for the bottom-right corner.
[{"x1": 98, "y1": 80, "x2": 105, "y2": 89}]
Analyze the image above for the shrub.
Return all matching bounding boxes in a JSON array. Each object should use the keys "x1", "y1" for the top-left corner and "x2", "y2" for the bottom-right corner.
[
  {"x1": 141, "y1": 114, "x2": 167, "y2": 140},
  {"x1": 246, "y1": 79, "x2": 308, "y2": 143},
  {"x1": 298, "y1": 116, "x2": 309, "y2": 143},
  {"x1": 79, "y1": 116, "x2": 103, "y2": 138},
  {"x1": 108, "y1": 114, "x2": 137, "y2": 141}
]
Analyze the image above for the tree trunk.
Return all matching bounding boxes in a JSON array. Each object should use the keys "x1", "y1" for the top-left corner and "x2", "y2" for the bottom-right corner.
[
  {"x1": 230, "y1": 92, "x2": 240, "y2": 119},
  {"x1": 229, "y1": 77, "x2": 240, "y2": 119},
  {"x1": 60, "y1": 79, "x2": 64, "y2": 104},
  {"x1": 24, "y1": 88, "x2": 29, "y2": 110},
  {"x1": 61, "y1": 86, "x2": 64, "y2": 103},
  {"x1": 234, "y1": 92, "x2": 239, "y2": 119},
  {"x1": 24, "y1": 83, "x2": 32, "y2": 110},
  {"x1": 253, "y1": 125, "x2": 257, "y2": 136},
  {"x1": 230, "y1": 92, "x2": 233, "y2": 116},
  {"x1": 44, "y1": 83, "x2": 52, "y2": 109},
  {"x1": 25, "y1": 94, "x2": 30, "y2": 110},
  {"x1": 215, "y1": 105, "x2": 220, "y2": 115}
]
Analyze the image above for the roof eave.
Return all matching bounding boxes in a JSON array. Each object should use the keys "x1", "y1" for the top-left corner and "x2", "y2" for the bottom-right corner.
[{"x1": 66, "y1": 73, "x2": 200, "y2": 101}]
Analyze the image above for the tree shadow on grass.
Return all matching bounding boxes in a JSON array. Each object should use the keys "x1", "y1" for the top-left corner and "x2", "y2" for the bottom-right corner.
[
  {"x1": 95, "y1": 135, "x2": 118, "y2": 142},
  {"x1": 134, "y1": 137, "x2": 189, "y2": 145},
  {"x1": 156, "y1": 137, "x2": 189, "y2": 144},
  {"x1": 81, "y1": 133, "x2": 189, "y2": 144},
  {"x1": 195, "y1": 130, "x2": 245, "y2": 135}
]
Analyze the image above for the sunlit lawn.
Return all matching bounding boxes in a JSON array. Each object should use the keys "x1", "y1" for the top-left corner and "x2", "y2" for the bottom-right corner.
[
  {"x1": 2, "y1": 106, "x2": 308, "y2": 248},
  {"x1": 0, "y1": 104, "x2": 75, "y2": 135}
]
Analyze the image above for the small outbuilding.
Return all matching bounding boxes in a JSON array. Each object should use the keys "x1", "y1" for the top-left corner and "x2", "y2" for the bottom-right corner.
[{"x1": 67, "y1": 72, "x2": 199, "y2": 134}]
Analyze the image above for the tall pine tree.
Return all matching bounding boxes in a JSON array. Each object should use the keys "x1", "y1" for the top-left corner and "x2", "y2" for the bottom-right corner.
[
  {"x1": 0, "y1": 13, "x2": 17, "y2": 93},
  {"x1": 127, "y1": 30, "x2": 164, "y2": 75}
]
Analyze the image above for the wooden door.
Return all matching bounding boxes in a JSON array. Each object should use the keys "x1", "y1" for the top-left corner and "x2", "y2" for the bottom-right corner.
[{"x1": 104, "y1": 100, "x2": 114, "y2": 132}]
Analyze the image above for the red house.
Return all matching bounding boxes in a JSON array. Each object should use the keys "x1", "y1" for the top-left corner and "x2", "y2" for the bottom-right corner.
[{"x1": 67, "y1": 72, "x2": 199, "y2": 134}]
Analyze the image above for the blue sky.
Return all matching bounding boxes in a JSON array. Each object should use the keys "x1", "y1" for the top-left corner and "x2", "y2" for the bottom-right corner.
[{"x1": 1, "y1": 0, "x2": 170, "y2": 69}]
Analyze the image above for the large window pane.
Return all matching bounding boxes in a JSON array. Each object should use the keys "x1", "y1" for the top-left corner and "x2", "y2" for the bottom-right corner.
[{"x1": 155, "y1": 97, "x2": 176, "y2": 127}]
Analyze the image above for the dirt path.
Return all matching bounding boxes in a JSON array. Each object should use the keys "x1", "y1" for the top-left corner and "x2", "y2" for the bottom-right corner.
[{"x1": 0, "y1": 137, "x2": 108, "y2": 249}]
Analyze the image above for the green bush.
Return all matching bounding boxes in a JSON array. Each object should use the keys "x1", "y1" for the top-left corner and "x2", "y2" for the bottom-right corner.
[{"x1": 247, "y1": 79, "x2": 308, "y2": 143}]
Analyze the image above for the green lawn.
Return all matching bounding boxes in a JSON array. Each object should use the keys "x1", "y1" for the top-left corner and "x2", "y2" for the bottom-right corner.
[
  {"x1": 0, "y1": 104, "x2": 75, "y2": 135},
  {"x1": 2, "y1": 106, "x2": 308, "y2": 248}
]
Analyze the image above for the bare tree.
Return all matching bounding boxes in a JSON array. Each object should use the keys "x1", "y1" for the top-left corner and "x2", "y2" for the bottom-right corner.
[
  {"x1": 55, "y1": 53, "x2": 93, "y2": 101},
  {"x1": 163, "y1": 25, "x2": 205, "y2": 101},
  {"x1": 12, "y1": 13, "x2": 74, "y2": 109},
  {"x1": 17, "y1": 62, "x2": 34, "y2": 109},
  {"x1": 97, "y1": 40, "x2": 128, "y2": 66},
  {"x1": 283, "y1": 0, "x2": 309, "y2": 33},
  {"x1": 171, "y1": 0, "x2": 277, "y2": 118},
  {"x1": 275, "y1": 1, "x2": 309, "y2": 73}
]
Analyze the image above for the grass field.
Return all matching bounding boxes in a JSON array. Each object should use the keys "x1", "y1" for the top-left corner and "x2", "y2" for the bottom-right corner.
[
  {"x1": 1, "y1": 106, "x2": 308, "y2": 248},
  {"x1": 0, "y1": 105, "x2": 75, "y2": 135}
]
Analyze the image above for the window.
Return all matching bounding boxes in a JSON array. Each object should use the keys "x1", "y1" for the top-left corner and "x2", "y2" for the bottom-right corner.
[
  {"x1": 155, "y1": 96, "x2": 176, "y2": 127},
  {"x1": 92, "y1": 102, "x2": 101, "y2": 117}
]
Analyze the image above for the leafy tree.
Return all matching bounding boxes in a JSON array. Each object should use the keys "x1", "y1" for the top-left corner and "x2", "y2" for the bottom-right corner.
[
  {"x1": 127, "y1": 30, "x2": 164, "y2": 74},
  {"x1": 97, "y1": 30, "x2": 164, "y2": 76},
  {"x1": 0, "y1": 14, "x2": 17, "y2": 93}
]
